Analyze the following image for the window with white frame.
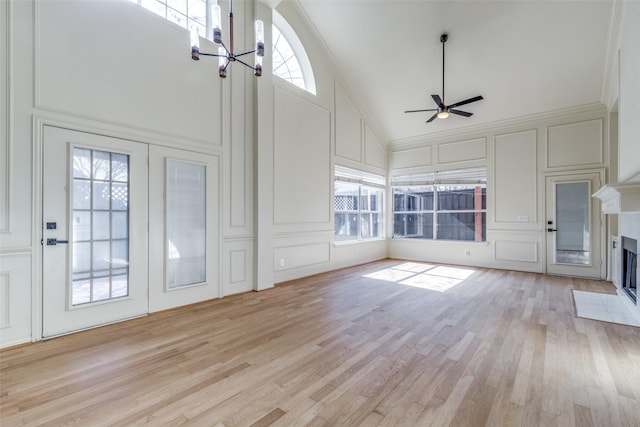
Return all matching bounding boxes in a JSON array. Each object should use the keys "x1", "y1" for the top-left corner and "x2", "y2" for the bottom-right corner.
[
  {"x1": 130, "y1": 0, "x2": 208, "y2": 38},
  {"x1": 335, "y1": 166, "x2": 384, "y2": 242},
  {"x1": 272, "y1": 10, "x2": 316, "y2": 94},
  {"x1": 392, "y1": 167, "x2": 486, "y2": 242}
]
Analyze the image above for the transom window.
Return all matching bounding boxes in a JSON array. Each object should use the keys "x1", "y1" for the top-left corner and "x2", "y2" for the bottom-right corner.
[
  {"x1": 392, "y1": 168, "x2": 487, "y2": 242},
  {"x1": 272, "y1": 10, "x2": 316, "y2": 94},
  {"x1": 130, "y1": 2, "x2": 316, "y2": 94},
  {"x1": 272, "y1": 25, "x2": 304, "y2": 90},
  {"x1": 130, "y1": 0, "x2": 208, "y2": 37}
]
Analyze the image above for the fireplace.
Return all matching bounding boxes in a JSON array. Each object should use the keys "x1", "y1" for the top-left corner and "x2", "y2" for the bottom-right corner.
[{"x1": 622, "y1": 236, "x2": 637, "y2": 303}]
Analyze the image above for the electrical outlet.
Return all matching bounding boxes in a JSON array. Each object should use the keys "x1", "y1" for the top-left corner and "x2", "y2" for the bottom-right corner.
[{"x1": 280, "y1": 258, "x2": 285, "y2": 267}]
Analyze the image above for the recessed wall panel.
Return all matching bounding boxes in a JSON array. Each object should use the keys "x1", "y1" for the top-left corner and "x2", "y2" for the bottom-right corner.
[
  {"x1": 364, "y1": 124, "x2": 385, "y2": 169},
  {"x1": 391, "y1": 146, "x2": 432, "y2": 170},
  {"x1": 274, "y1": 242, "x2": 330, "y2": 271},
  {"x1": 335, "y1": 83, "x2": 362, "y2": 162},
  {"x1": 437, "y1": 138, "x2": 486, "y2": 165},
  {"x1": 495, "y1": 240, "x2": 538, "y2": 263},
  {"x1": 494, "y1": 130, "x2": 537, "y2": 224},
  {"x1": 547, "y1": 119, "x2": 603, "y2": 168},
  {"x1": 274, "y1": 88, "x2": 331, "y2": 224},
  {"x1": 223, "y1": 240, "x2": 253, "y2": 296},
  {"x1": 0, "y1": 254, "x2": 32, "y2": 348}
]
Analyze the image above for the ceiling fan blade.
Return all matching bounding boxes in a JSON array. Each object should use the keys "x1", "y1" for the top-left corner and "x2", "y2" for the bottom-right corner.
[
  {"x1": 431, "y1": 94, "x2": 443, "y2": 107},
  {"x1": 426, "y1": 113, "x2": 438, "y2": 123},
  {"x1": 447, "y1": 95, "x2": 483, "y2": 109},
  {"x1": 450, "y1": 109, "x2": 473, "y2": 117},
  {"x1": 404, "y1": 108, "x2": 437, "y2": 113}
]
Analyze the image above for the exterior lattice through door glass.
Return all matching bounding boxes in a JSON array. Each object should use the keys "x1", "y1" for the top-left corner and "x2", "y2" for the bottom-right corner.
[{"x1": 71, "y1": 147, "x2": 130, "y2": 305}]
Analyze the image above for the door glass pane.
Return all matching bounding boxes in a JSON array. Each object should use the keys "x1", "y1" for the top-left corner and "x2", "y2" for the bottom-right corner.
[
  {"x1": 555, "y1": 181, "x2": 590, "y2": 265},
  {"x1": 166, "y1": 160, "x2": 206, "y2": 289},
  {"x1": 71, "y1": 148, "x2": 130, "y2": 305}
]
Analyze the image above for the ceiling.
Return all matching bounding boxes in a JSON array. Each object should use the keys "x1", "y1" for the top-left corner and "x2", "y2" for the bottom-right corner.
[{"x1": 295, "y1": 0, "x2": 613, "y2": 143}]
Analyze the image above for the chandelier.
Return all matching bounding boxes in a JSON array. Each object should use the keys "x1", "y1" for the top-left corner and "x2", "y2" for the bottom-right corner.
[{"x1": 190, "y1": 0, "x2": 265, "y2": 78}]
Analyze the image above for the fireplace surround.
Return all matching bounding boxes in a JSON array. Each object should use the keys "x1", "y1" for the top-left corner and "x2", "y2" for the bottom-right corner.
[{"x1": 622, "y1": 236, "x2": 638, "y2": 303}]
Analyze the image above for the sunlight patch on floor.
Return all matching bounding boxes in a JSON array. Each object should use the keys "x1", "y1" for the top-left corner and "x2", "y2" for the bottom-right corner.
[{"x1": 364, "y1": 262, "x2": 475, "y2": 292}]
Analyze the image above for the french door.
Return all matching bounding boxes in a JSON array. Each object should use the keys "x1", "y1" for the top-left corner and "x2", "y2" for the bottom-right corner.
[
  {"x1": 42, "y1": 127, "x2": 149, "y2": 338},
  {"x1": 148, "y1": 146, "x2": 220, "y2": 312},
  {"x1": 545, "y1": 171, "x2": 604, "y2": 279}
]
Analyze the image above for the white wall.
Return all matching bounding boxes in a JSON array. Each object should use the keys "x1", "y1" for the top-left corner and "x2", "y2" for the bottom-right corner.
[
  {"x1": 0, "y1": 0, "x2": 257, "y2": 347},
  {"x1": 388, "y1": 105, "x2": 608, "y2": 274},
  {"x1": 262, "y1": 1, "x2": 388, "y2": 285},
  {"x1": 0, "y1": 0, "x2": 389, "y2": 348}
]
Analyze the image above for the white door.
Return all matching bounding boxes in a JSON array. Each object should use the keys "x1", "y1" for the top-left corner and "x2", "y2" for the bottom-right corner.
[
  {"x1": 42, "y1": 126, "x2": 149, "y2": 338},
  {"x1": 545, "y1": 171, "x2": 604, "y2": 279},
  {"x1": 148, "y1": 146, "x2": 220, "y2": 312}
]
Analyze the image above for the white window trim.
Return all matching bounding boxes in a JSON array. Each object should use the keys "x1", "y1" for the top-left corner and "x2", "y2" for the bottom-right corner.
[{"x1": 272, "y1": 10, "x2": 316, "y2": 95}]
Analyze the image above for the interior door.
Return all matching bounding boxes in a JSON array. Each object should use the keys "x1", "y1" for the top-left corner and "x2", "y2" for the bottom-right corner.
[
  {"x1": 148, "y1": 145, "x2": 220, "y2": 312},
  {"x1": 42, "y1": 126, "x2": 149, "y2": 338},
  {"x1": 545, "y1": 171, "x2": 603, "y2": 279}
]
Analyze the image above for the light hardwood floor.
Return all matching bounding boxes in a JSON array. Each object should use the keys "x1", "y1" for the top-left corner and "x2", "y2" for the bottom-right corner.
[{"x1": 2, "y1": 259, "x2": 639, "y2": 426}]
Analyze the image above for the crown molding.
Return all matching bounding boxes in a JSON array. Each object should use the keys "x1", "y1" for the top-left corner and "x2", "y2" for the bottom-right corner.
[{"x1": 389, "y1": 103, "x2": 608, "y2": 148}]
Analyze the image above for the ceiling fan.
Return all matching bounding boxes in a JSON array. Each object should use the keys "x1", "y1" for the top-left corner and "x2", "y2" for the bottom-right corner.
[{"x1": 405, "y1": 34, "x2": 483, "y2": 123}]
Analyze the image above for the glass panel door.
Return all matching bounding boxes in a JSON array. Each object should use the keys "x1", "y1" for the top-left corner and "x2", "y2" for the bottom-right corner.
[
  {"x1": 554, "y1": 182, "x2": 590, "y2": 265},
  {"x1": 545, "y1": 172, "x2": 603, "y2": 279},
  {"x1": 148, "y1": 146, "x2": 220, "y2": 312},
  {"x1": 42, "y1": 126, "x2": 148, "y2": 338}
]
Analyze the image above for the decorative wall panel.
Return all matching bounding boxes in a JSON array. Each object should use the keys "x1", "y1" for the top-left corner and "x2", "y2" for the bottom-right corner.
[
  {"x1": 335, "y1": 83, "x2": 362, "y2": 162},
  {"x1": 364, "y1": 124, "x2": 385, "y2": 169},
  {"x1": 274, "y1": 242, "x2": 330, "y2": 271},
  {"x1": 495, "y1": 240, "x2": 538, "y2": 263},
  {"x1": 437, "y1": 138, "x2": 486, "y2": 165},
  {"x1": 494, "y1": 130, "x2": 537, "y2": 224},
  {"x1": 274, "y1": 88, "x2": 331, "y2": 225},
  {"x1": 546, "y1": 119, "x2": 603, "y2": 168},
  {"x1": 391, "y1": 146, "x2": 432, "y2": 171}
]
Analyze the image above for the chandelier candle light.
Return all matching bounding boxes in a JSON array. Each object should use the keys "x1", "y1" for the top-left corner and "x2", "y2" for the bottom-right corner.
[{"x1": 190, "y1": 0, "x2": 265, "y2": 77}]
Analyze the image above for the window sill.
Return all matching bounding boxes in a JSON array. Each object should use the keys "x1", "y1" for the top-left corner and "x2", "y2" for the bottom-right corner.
[{"x1": 333, "y1": 238, "x2": 386, "y2": 247}]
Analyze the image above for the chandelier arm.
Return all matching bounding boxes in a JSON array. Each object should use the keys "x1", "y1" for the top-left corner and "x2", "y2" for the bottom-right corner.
[
  {"x1": 199, "y1": 52, "x2": 227, "y2": 57},
  {"x1": 234, "y1": 49, "x2": 257, "y2": 58},
  {"x1": 219, "y1": 40, "x2": 230, "y2": 56},
  {"x1": 235, "y1": 57, "x2": 258, "y2": 70}
]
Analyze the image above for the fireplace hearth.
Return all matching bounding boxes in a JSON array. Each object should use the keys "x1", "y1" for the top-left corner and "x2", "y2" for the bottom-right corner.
[{"x1": 622, "y1": 236, "x2": 637, "y2": 303}]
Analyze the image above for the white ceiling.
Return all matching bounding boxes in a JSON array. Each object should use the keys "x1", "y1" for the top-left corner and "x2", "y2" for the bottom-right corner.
[{"x1": 295, "y1": 0, "x2": 613, "y2": 142}]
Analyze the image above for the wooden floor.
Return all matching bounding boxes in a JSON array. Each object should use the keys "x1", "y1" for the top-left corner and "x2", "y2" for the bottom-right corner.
[{"x1": 2, "y1": 259, "x2": 640, "y2": 426}]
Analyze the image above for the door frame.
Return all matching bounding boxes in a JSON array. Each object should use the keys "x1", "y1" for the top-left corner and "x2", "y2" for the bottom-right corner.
[{"x1": 543, "y1": 168, "x2": 606, "y2": 279}]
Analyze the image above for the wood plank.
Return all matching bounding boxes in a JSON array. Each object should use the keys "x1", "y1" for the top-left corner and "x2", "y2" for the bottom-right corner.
[{"x1": 1, "y1": 259, "x2": 638, "y2": 426}]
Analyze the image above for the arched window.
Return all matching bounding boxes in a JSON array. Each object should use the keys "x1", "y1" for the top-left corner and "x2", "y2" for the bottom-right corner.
[{"x1": 272, "y1": 11, "x2": 316, "y2": 95}]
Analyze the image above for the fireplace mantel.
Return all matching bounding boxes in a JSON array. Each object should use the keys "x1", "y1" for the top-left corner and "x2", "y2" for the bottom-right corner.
[{"x1": 593, "y1": 183, "x2": 640, "y2": 214}]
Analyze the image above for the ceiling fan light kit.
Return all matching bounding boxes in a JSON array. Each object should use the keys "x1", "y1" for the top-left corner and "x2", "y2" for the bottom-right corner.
[{"x1": 405, "y1": 33, "x2": 483, "y2": 123}]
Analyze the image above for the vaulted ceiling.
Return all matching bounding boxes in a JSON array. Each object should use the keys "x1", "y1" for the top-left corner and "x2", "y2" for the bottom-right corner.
[{"x1": 295, "y1": 0, "x2": 613, "y2": 142}]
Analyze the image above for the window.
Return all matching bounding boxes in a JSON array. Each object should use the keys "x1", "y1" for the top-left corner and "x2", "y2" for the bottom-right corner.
[
  {"x1": 392, "y1": 168, "x2": 486, "y2": 242},
  {"x1": 166, "y1": 160, "x2": 206, "y2": 289},
  {"x1": 131, "y1": 0, "x2": 208, "y2": 38},
  {"x1": 71, "y1": 148, "x2": 130, "y2": 305},
  {"x1": 272, "y1": 10, "x2": 316, "y2": 94},
  {"x1": 335, "y1": 166, "x2": 384, "y2": 242}
]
